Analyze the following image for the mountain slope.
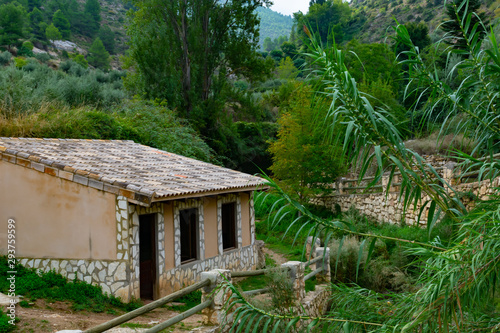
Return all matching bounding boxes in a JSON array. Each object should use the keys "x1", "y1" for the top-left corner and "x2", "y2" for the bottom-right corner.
[{"x1": 257, "y1": 7, "x2": 294, "y2": 47}]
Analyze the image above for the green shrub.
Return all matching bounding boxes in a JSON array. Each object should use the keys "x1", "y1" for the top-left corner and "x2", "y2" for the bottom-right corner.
[
  {"x1": 22, "y1": 41, "x2": 34, "y2": 50},
  {"x1": 0, "y1": 311, "x2": 15, "y2": 332},
  {"x1": 267, "y1": 267, "x2": 295, "y2": 309},
  {"x1": 34, "y1": 52, "x2": 51, "y2": 63},
  {"x1": 14, "y1": 57, "x2": 27, "y2": 68},
  {"x1": 0, "y1": 51, "x2": 12, "y2": 65}
]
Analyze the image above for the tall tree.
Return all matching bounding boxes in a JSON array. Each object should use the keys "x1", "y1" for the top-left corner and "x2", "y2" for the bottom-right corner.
[
  {"x1": 45, "y1": 22, "x2": 62, "y2": 41},
  {"x1": 269, "y1": 83, "x2": 346, "y2": 202},
  {"x1": 30, "y1": 7, "x2": 47, "y2": 41},
  {"x1": 295, "y1": 0, "x2": 352, "y2": 44},
  {"x1": 127, "y1": 0, "x2": 272, "y2": 119},
  {"x1": 52, "y1": 9, "x2": 71, "y2": 38},
  {"x1": 84, "y1": 0, "x2": 101, "y2": 24},
  {"x1": 441, "y1": 0, "x2": 489, "y2": 52},
  {"x1": 98, "y1": 26, "x2": 115, "y2": 54},
  {"x1": 0, "y1": 2, "x2": 27, "y2": 51},
  {"x1": 87, "y1": 37, "x2": 110, "y2": 70}
]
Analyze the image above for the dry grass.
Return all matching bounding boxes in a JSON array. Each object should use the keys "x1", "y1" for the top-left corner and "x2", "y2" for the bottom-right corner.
[{"x1": 405, "y1": 132, "x2": 476, "y2": 156}]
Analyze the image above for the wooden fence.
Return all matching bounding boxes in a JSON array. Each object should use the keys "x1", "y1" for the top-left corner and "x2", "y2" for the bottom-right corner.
[{"x1": 81, "y1": 238, "x2": 331, "y2": 333}]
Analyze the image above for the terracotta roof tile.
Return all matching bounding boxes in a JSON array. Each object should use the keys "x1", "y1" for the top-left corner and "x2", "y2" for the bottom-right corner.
[{"x1": 0, "y1": 138, "x2": 266, "y2": 202}]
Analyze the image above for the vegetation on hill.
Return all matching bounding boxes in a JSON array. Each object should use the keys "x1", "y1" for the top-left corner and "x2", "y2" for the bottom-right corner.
[
  {"x1": 256, "y1": 7, "x2": 294, "y2": 49},
  {"x1": 0, "y1": 58, "x2": 217, "y2": 163}
]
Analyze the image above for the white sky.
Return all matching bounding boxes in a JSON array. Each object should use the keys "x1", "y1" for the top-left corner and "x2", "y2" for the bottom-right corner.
[{"x1": 269, "y1": 0, "x2": 309, "y2": 16}]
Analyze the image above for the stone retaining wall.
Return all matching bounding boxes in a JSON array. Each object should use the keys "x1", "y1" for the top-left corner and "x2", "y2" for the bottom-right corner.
[{"x1": 314, "y1": 166, "x2": 500, "y2": 225}]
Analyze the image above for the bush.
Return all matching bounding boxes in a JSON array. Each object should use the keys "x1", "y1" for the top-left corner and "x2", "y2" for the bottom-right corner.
[
  {"x1": 0, "y1": 312, "x2": 15, "y2": 332},
  {"x1": 34, "y1": 52, "x2": 51, "y2": 63},
  {"x1": 0, "y1": 51, "x2": 11, "y2": 65},
  {"x1": 14, "y1": 57, "x2": 28, "y2": 68},
  {"x1": 266, "y1": 267, "x2": 295, "y2": 309}
]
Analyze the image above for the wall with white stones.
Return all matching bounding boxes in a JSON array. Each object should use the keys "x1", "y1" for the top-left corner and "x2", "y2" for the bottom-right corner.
[
  {"x1": 19, "y1": 192, "x2": 259, "y2": 302},
  {"x1": 314, "y1": 176, "x2": 500, "y2": 226}
]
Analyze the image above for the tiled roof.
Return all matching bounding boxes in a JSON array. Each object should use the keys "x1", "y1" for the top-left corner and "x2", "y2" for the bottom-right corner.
[{"x1": 0, "y1": 138, "x2": 266, "y2": 206}]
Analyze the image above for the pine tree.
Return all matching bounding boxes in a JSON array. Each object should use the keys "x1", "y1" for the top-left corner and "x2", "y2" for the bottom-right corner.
[
  {"x1": 46, "y1": 23, "x2": 62, "y2": 41},
  {"x1": 87, "y1": 37, "x2": 110, "y2": 70},
  {"x1": 98, "y1": 26, "x2": 115, "y2": 54},
  {"x1": 30, "y1": 7, "x2": 46, "y2": 41},
  {"x1": 52, "y1": 9, "x2": 71, "y2": 39},
  {"x1": 441, "y1": 0, "x2": 489, "y2": 52},
  {"x1": 84, "y1": 0, "x2": 101, "y2": 24},
  {"x1": 0, "y1": 2, "x2": 27, "y2": 50}
]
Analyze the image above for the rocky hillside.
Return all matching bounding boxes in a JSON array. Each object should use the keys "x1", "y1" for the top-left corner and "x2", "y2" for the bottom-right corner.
[{"x1": 349, "y1": 0, "x2": 496, "y2": 43}]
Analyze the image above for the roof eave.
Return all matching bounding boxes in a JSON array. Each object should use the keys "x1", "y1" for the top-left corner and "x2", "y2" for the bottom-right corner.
[{"x1": 150, "y1": 184, "x2": 269, "y2": 203}]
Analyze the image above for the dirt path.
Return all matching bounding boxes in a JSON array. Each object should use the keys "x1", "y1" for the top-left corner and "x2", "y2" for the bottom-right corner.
[
  {"x1": 261, "y1": 246, "x2": 288, "y2": 265},
  {"x1": 8, "y1": 247, "x2": 289, "y2": 333},
  {"x1": 9, "y1": 299, "x2": 206, "y2": 333}
]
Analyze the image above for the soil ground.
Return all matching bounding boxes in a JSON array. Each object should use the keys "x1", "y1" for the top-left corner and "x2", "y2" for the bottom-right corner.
[
  {"x1": 8, "y1": 298, "x2": 206, "y2": 333},
  {"x1": 4, "y1": 245, "x2": 287, "y2": 333}
]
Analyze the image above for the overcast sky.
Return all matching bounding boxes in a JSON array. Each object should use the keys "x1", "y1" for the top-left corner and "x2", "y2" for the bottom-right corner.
[{"x1": 269, "y1": 0, "x2": 309, "y2": 16}]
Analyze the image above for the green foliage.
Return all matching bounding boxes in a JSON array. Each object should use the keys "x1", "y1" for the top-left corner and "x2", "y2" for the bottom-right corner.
[
  {"x1": 0, "y1": 256, "x2": 141, "y2": 312},
  {"x1": 277, "y1": 57, "x2": 298, "y2": 80},
  {"x1": 22, "y1": 40, "x2": 33, "y2": 50},
  {"x1": 87, "y1": 37, "x2": 110, "y2": 70},
  {"x1": 266, "y1": 268, "x2": 295, "y2": 309},
  {"x1": 0, "y1": 2, "x2": 27, "y2": 48},
  {"x1": 45, "y1": 23, "x2": 61, "y2": 41},
  {"x1": 165, "y1": 290, "x2": 201, "y2": 312},
  {"x1": 269, "y1": 83, "x2": 346, "y2": 202},
  {"x1": 0, "y1": 50, "x2": 11, "y2": 65},
  {"x1": 221, "y1": 2, "x2": 500, "y2": 331},
  {"x1": 98, "y1": 25, "x2": 115, "y2": 54},
  {"x1": 69, "y1": 53, "x2": 88, "y2": 68},
  {"x1": 294, "y1": 0, "x2": 352, "y2": 44},
  {"x1": 84, "y1": 0, "x2": 100, "y2": 25},
  {"x1": 14, "y1": 56, "x2": 27, "y2": 68},
  {"x1": 52, "y1": 9, "x2": 70, "y2": 39},
  {"x1": 256, "y1": 7, "x2": 293, "y2": 50},
  {"x1": 0, "y1": 311, "x2": 15, "y2": 332},
  {"x1": 441, "y1": 0, "x2": 489, "y2": 51},
  {"x1": 127, "y1": 0, "x2": 273, "y2": 164}
]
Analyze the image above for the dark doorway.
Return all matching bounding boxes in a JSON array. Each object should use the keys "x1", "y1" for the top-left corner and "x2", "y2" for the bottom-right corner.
[{"x1": 139, "y1": 214, "x2": 156, "y2": 300}]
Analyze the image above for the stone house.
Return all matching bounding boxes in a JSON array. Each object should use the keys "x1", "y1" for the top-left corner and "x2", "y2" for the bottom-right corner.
[{"x1": 0, "y1": 138, "x2": 265, "y2": 301}]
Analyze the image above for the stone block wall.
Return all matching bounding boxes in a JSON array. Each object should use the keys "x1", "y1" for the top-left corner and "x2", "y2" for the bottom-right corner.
[{"x1": 313, "y1": 161, "x2": 500, "y2": 225}]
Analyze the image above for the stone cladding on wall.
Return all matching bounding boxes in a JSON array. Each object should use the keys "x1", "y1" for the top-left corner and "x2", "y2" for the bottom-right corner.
[{"x1": 19, "y1": 193, "x2": 259, "y2": 302}]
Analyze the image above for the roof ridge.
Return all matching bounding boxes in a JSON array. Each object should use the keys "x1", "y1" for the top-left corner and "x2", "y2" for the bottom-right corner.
[{"x1": 0, "y1": 137, "x2": 135, "y2": 143}]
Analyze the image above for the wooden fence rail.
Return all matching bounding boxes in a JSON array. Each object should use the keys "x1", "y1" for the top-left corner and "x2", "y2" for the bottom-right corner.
[{"x1": 84, "y1": 278, "x2": 211, "y2": 333}]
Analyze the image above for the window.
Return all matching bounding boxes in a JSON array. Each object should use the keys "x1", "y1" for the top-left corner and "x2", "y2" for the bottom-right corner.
[
  {"x1": 180, "y1": 208, "x2": 198, "y2": 263},
  {"x1": 222, "y1": 202, "x2": 236, "y2": 250}
]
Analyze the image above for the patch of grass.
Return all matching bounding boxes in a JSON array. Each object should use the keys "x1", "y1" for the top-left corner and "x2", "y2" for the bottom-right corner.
[
  {"x1": 120, "y1": 322, "x2": 151, "y2": 329},
  {"x1": 19, "y1": 300, "x2": 32, "y2": 308},
  {"x1": 234, "y1": 275, "x2": 268, "y2": 292},
  {"x1": 0, "y1": 311, "x2": 15, "y2": 332},
  {"x1": 0, "y1": 256, "x2": 142, "y2": 313},
  {"x1": 165, "y1": 290, "x2": 202, "y2": 312}
]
